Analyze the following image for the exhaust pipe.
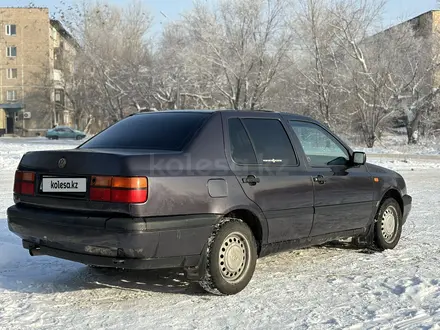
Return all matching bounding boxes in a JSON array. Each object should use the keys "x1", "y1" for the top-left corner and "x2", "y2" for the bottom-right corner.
[{"x1": 29, "y1": 248, "x2": 44, "y2": 256}]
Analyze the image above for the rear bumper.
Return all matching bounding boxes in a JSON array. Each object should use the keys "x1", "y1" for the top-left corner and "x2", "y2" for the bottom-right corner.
[
  {"x1": 7, "y1": 205, "x2": 219, "y2": 270},
  {"x1": 402, "y1": 194, "x2": 412, "y2": 225}
]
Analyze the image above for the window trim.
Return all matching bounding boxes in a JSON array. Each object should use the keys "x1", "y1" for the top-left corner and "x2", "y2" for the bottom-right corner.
[
  {"x1": 6, "y1": 68, "x2": 18, "y2": 79},
  {"x1": 228, "y1": 116, "x2": 299, "y2": 167},
  {"x1": 6, "y1": 46, "x2": 17, "y2": 57},
  {"x1": 289, "y1": 120, "x2": 350, "y2": 168},
  {"x1": 5, "y1": 24, "x2": 17, "y2": 36}
]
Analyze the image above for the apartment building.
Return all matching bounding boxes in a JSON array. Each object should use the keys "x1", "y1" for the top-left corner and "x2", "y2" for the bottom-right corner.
[{"x1": 0, "y1": 7, "x2": 77, "y2": 136}]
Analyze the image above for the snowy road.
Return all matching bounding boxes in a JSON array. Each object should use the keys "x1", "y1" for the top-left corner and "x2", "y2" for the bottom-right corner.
[{"x1": 0, "y1": 139, "x2": 439, "y2": 330}]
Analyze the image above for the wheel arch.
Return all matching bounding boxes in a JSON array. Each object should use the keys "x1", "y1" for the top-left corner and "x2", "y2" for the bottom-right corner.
[
  {"x1": 378, "y1": 189, "x2": 404, "y2": 215},
  {"x1": 222, "y1": 208, "x2": 267, "y2": 256}
]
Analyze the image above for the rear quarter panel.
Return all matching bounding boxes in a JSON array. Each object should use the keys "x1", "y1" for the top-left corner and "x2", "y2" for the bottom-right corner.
[{"x1": 133, "y1": 112, "x2": 268, "y2": 238}]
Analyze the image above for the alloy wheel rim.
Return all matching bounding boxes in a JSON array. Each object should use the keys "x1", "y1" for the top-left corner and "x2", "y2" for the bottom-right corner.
[
  {"x1": 218, "y1": 232, "x2": 251, "y2": 283},
  {"x1": 381, "y1": 205, "x2": 398, "y2": 243}
]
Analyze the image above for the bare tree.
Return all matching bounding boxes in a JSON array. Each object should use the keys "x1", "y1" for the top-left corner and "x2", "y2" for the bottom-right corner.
[
  {"x1": 178, "y1": 0, "x2": 294, "y2": 110},
  {"x1": 61, "y1": 0, "x2": 154, "y2": 126},
  {"x1": 152, "y1": 22, "x2": 216, "y2": 110},
  {"x1": 395, "y1": 21, "x2": 440, "y2": 144},
  {"x1": 288, "y1": 0, "x2": 345, "y2": 127},
  {"x1": 48, "y1": 0, "x2": 440, "y2": 144},
  {"x1": 330, "y1": 1, "x2": 440, "y2": 146}
]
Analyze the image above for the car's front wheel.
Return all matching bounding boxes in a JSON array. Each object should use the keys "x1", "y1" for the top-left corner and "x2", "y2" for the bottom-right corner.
[
  {"x1": 374, "y1": 198, "x2": 403, "y2": 250},
  {"x1": 199, "y1": 218, "x2": 257, "y2": 295}
]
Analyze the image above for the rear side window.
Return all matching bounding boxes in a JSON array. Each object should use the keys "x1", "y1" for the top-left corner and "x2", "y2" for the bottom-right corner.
[
  {"x1": 229, "y1": 118, "x2": 297, "y2": 166},
  {"x1": 229, "y1": 118, "x2": 258, "y2": 164},
  {"x1": 243, "y1": 118, "x2": 297, "y2": 166},
  {"x1": 80, "y1": 112, "x2": 212, "y2": 151}
]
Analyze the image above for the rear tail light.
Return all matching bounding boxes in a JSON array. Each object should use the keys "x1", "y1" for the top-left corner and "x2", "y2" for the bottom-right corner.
[
  {"x1": 14, "y1": 170, "x2": 36, "y2": 196},
  {"x1": 90, "y1": 176, "x2": 148, "y2": 203}
]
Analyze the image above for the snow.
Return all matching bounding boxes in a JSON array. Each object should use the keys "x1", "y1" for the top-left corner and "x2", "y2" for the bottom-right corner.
[
  {"x1": 1, "y1": 138, "x2": 440, "y2": 329},
  {"x1": 350, "y1": 131, "x2": 440, "y2": 156},
  {"x1": 0, "y1": 137, "x2": 80, "y2": 171}
]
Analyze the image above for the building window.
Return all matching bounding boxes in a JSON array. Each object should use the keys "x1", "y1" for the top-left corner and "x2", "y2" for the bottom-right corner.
[
  {"x1": 54, "y1": 47, "x2": 64, "y2": 70},
  {"x1": 63, "y1": 111, "x2": 70, "y2": 125},
  {"x1": 6, "y1": 90, "x2": 17, "y2": 101},
  {"x1": 5, "y1": 24, "x2": 17, "y2": 36},
  {"x1": 6, "y1": 46, "x2": 17, "y2": 57},
  {"x1": 55, "y1": 89, "x2": 65, "y2": 105},
  {"x1": 7, "y1": 68, "x2": 18, "y2": 79}
]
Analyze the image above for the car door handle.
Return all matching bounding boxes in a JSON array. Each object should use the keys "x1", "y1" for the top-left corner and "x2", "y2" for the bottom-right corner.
[
  {"x1": 313, "y1": 175, "x2": 326, "y2": 184},
  {"x1": 242, "y1": 175, "x2": 260, "y2": 186}
]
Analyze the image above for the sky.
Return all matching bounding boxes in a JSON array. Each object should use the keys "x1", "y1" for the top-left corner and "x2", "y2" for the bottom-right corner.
[{"x1": 2, "y1": 0, "x2": 438, "y2": 35}]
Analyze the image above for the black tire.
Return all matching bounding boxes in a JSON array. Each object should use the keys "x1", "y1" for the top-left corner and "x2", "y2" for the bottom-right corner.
[
  {"x1": 199, "y1": 218, "x2": 257, "y2": 295},
  {"x1": 374, "y1": 198, "x2": 403, "y2": 250}
]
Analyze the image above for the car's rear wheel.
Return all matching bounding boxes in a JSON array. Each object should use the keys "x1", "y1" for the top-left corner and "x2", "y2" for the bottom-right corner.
[
  {"x1": 199, "y1": 218, "x2": 257, "y2": 295},
  {"x1": 374, "y1": 198, "x2": 403, "y2": 250}
]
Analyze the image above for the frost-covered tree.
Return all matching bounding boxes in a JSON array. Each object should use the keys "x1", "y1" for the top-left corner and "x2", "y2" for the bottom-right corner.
[
  {"x1": 331, "y1": 0, "x2": 440, "y2": 146},
  {"x1": 60, "y1": 0, "x2": 154, "y2": 130},
  {"x1": 51, "y1": 0, "x2": 440, "y2": 143},
  {"x1": 178, "y1": 0, "x2": 294, "y2": 110}
]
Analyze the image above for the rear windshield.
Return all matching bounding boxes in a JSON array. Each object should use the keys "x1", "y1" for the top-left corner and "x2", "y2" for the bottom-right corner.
[{"x1": 80, "y1": 112, "x2": 212, "y2": 151}]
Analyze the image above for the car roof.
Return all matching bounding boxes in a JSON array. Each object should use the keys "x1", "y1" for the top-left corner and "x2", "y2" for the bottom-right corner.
[{"x1": 131, "y1": 109, "x2": 317, "y2": 123}]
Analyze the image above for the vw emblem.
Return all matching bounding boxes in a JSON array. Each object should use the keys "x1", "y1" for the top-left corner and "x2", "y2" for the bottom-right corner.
[{"x1": 58, "y1": 158, "x2": 67, "y2": 169}]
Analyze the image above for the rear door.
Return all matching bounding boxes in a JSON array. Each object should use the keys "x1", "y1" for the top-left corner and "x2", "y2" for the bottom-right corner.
[
  {"x1": 223, "y1": 112, "x2": 314, "y2": 243},
  {"x1": 289, "y1": 120, "x2": 375, "y2": 236},
  {"x1": 55, "y1": 128, "x2": 68, "y2": 138}
]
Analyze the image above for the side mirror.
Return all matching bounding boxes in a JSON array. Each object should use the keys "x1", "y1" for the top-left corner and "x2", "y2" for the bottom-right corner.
[{"x1": 352, "y1": 151, "x2": 366, "y2": 165}]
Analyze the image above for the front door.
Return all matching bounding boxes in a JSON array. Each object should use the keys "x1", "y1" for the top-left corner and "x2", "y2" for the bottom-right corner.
[
  {"x1": 65, "y1": 128, "x2": 76, "y2": 139},
  {"x1": 224, "y1": 113, "x2": 314, "y2": 243},
  {"x1": 289, "y1": 120, "x2": 375, "y2": 237},
  {"x1": 6, "y1": 115, "x2": 14, "y2": 134}
]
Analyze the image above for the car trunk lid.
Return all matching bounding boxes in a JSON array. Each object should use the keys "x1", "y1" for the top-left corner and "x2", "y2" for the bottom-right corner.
[{"x1": 15, "y1": 148, "x2": 181, "y2": 215}]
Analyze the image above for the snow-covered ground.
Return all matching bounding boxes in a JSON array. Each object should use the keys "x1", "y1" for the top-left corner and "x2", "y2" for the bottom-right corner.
[
  {"x1": 350, "y1": 131, "x2": 440, "y2": 156},
  {"x1": 0, "y1": 138, "x2": 439, "y2": 329}
]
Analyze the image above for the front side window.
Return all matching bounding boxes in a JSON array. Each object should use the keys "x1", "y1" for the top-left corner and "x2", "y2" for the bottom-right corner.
[
  {"x1": 5, "y1": 25, "x2": 17, "y2": 36},
  {"x1": 242, "y1": 118, "x2": 298, "y2": 166},
  {"x1": 290, "y1": 121, "x2": 349, "y2": 167},
  {"x1": 6, "y1": 46, "x2": 17, "y2": 57}
]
